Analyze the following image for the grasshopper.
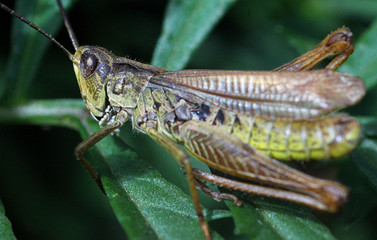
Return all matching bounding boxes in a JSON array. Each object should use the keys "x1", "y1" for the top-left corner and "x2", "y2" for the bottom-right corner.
[{"x1": 1, "y1": 1, "x2": 366, "y2": 239}]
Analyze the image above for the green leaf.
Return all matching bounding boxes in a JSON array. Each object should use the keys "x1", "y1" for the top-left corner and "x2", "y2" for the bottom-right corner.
[
  {"x1": 0, "y1": 100, "x2": 225, "y2": 240},
  {"x1": 339, "y1": 17, "x2": 377, "y2": 90},
  {"x1": 227, "y1": 200, "x2": 336, "y2": 240},
  {"x1": 358, "y1": 116, "x2": 377, "y2": 138},
  {"x1": 151, "y1": 0, "x2": 237, "y2": 70},
  {"x1": 351, "y1": 139, "x2": 377, "y2": 191},
  {"x1": 0, "y1": 199, "x2": 17, "y2": 240},
  {"x1": 0, "y1": 99, "x2": 84, "y2": 128},
  {"x1": 0, "y1": 0, "x2": 76, "y2": 101},
  {"x1": 336, "y1": 156, "x2": 377, "y2": 225},
  {"x1": 303, "y1": 0, "x2": 377, "y2": 20},
  {"x1": 80, "y1": 119, "x2": 224, "y2": 240}
]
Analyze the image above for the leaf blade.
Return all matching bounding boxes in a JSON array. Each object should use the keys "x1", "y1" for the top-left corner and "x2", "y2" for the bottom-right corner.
[
  {"x1": 0, "y1": 199, "x2": 17, "y2": 240},
  {"x1": 0, "y1": 100, "x2": 225, "y2": 239},
  {"x1": 339, "y1": 18, "x2": 377, "y2": 90},
  {"x1": 351, "y1": 139, "x2": 377, "y2": 191},
  {"x1": 79, "y1": 119, "x2": 225, "y2": 240},
  {"x1": 151, "y1": 0, "x2": 237, "y2": 70},
  {"x1": 227, "y1": 199, "x2": 336, "y2": 240}
]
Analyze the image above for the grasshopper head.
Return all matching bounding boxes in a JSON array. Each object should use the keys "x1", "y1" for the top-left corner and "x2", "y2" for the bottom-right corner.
[{"x1": 72, "y1": 46, "x2": 114, "y2": 118}]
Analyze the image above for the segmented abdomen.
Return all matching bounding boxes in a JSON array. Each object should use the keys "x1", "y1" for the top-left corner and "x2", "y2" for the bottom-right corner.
[{"x1": 230, "y1": 114, "x2": 361, "y2": 161}]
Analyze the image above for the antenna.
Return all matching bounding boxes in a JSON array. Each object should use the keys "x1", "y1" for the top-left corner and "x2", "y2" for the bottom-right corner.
[
  {"x1": 0, "y1": 1, "x2": 74, "y2": 59},
  {"x1": 57, "y1": 0, "x2": 79, "y2": 50}
]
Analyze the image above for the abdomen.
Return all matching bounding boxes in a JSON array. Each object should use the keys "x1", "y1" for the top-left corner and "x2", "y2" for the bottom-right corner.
[{"x1": 229, "y1": 114, "x2": 361, "y2": 161}]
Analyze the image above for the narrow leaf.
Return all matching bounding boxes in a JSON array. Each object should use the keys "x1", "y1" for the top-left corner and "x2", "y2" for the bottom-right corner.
[
  {"x1": 0, "y1": 100, "x2": 223, "y2": 240},
  {"x1": 339, "y1": 17, "x2": 377, "y2": 90},
  {"x1": 351, "y1": 139, "x2": 377, "y2": 191},
  {"x1": 0, "y1": 199, "x2": 17, "y2": 240},
  {"x1": 358, "y1": 116, "x2": 377, "y2": 138},
  {"x1": 227, "y1": 199, "x2": 336, "y2": 240},
  {"x1": 151, "y1": 0, "x2": 237, "y2": 70},
  {"x1": 80, "y1": 120, "x2": 224, "y2": 240},
  {"x1": 0, "y1": 99, "x2": 85, "y2": 129},
  {"x1": 304, "y1": 0, "x2": 377, "y2": 19}
]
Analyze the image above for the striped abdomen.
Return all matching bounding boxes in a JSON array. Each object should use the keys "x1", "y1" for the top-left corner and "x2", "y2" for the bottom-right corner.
[{"x1": 229, "y1": 113, "x2": 361, "y2": 161}]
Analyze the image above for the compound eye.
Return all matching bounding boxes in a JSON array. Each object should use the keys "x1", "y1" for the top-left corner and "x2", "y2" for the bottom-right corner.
[{"x1": 80, "y1": 51, "x2": 99, "y2": 78}]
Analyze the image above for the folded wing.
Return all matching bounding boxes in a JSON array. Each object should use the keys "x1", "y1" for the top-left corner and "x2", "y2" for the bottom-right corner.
[{"x1": 149, "y1": 69, "x2": 365, "y2": 120}]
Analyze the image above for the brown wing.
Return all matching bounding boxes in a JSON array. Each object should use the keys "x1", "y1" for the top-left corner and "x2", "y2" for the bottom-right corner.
[{"x1": 148, "y1": 69, "x2": 365, "y2": 120}]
